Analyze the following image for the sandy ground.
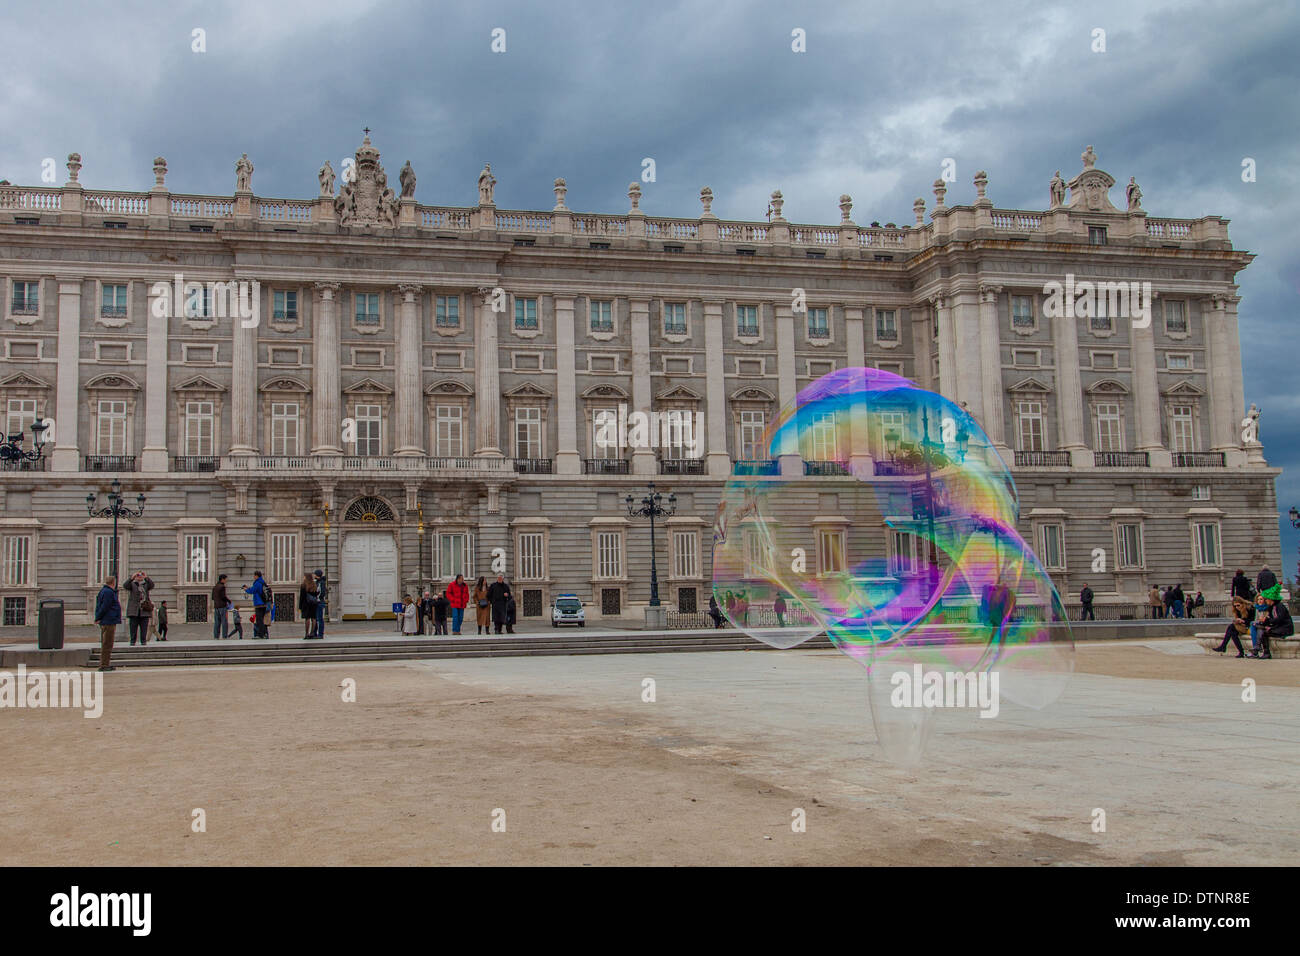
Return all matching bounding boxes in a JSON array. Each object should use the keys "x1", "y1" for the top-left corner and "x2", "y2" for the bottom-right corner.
[{"x1": 2, "y1": 640, "x2": 1296, "y2": 865}]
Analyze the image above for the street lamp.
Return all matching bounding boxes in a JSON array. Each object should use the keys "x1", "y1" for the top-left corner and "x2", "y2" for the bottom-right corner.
[
  {"x1": 0, "y1": 413, "x2": 49, "y2": 465},
  {"x1": 416, "y1": 503, "x2": 425, "y2": 582},
  {"x1": 323, "y1": 506, "x2": 331, "y2": 611},
  {"x1": 626, "y1": 482, "x2": 676, "y2": 607},
  {"x1": 919, "y1": 406, "x2": 942, "y2": 597},
  {"x1": 85, "y1": 477, "x2": 146, "y2": 581}
]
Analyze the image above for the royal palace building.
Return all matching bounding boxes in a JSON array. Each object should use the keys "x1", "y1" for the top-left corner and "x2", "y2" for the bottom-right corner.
[{"x1": 0, "y1": 137, "x2": 1281, "y2": 626}]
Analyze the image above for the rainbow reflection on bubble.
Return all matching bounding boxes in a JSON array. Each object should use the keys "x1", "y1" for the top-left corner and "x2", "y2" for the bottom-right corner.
[{"x1": 710, "y1": 367, "x2": 1074, "y2": 763}]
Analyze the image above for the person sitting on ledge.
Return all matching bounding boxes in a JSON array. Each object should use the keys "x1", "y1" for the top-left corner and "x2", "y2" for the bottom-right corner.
[
  {"x1": 1213, "y1": 596, "x2": 1252, "y2": 658},
  {"x1": 1254, "y1": 586, "x2": 1293, "y2": 660}
]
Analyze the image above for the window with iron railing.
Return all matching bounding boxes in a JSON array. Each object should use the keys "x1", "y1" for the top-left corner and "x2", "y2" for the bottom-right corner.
[
  {"x1": 807, "y1": 307, "x2": 829, "y2": 339},
  {"x1": 355, "y1": 292, "x2": 380, "y2": 326},
  {"x1": 736, "y1": 304, "x2": 759, "y2": 337},
  {"x1": 101, "y1": 284, "x2": 128, "y2": 317},
  {"x1": 436, "y1": 295, "x2": 460, "y2": 328},
  {"x1": 11, "y1": 281, "x2": 38, "y2": 315},
  {"x1": 590, "y1": 300, "x2": 613, "y2": 332},
  {"x1": 273, "y1": 289, "x2": 298, "y2": 321},
  {"x1": 875, "y1": 309, "x2": 898, "y2": 341},
  {"x1": 514, "y1": 297, "x2": 538, "y2": 330},
  {"x1": 663, "y1": 302, "x2": 687, "y2": 335}
]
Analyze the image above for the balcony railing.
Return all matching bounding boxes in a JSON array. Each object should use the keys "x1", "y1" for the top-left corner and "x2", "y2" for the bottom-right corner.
[
  {"x1": 660, "y1": 458, "x2": 704, "y2": 475},
  {"x1": 733, "y1": 459, "x2": 778, "y2": 476},
  {"x1": 736, "y1": 324, "x2": 759, "y2": 337},
  {"x1": 514, "y1": 458, "x2": 553, "y2": 474},
  {"x1": 807, "y1": 325, "x2": 830, "y2": 339},
  {"x1": 0, "y1": 457, "x2": 47, "y2": 472},
  {"x1": 100, "y1": 305, "x2": 127, "y2": 318},
  {"x1": 1015, "y1": 450, "x2": 1072, "y2": 467},
  {"x1": 85, "y1": 455, "x2": 137, "y2": 472},
  {"x1": 173, "y1": 456, "x2": 219, "y2": 472},
  {"x1": 217, "y1": 455, "x2": 514, "y2": 473},
  {"x1": 584, "y1": 458, "x2": 629, "y2": 475},
  {"x1": 1173, "y1": 451, "x2": 1226, "y2": 467},
  {"x1": 873, "y1": 459, "x2": 926, "y2": 476},
  {"x1": 1094, "y1": 451, "x2": 1150, "y2": 468},
  {"x1": 804, "y1": 460, "x2": 849, "y2": 476}
]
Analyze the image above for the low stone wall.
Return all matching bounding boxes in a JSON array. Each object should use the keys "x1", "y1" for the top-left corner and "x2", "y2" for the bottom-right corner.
[{"x1": 1195, "y1": 633, "x2": 1298, "y2": 658}]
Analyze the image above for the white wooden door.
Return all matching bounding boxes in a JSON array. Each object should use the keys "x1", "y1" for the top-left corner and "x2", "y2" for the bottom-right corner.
[{"x1": 341, "y1": 531, "x2": 399, "y2": 618}]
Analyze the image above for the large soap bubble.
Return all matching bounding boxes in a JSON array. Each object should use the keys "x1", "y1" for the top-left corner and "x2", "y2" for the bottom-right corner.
[{"x1": 710, "y1": 367, "x2": 1074, "y2": 763}]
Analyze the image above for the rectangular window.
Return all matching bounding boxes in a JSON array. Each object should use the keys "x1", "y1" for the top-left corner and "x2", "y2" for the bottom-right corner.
[
  {"x1": 515, "y1": 407, "x2": 542, "y2": 459},
  {"x1": 184, "y1": 285, "x2": 213, "y2": 318},
  {"x1": 878, "y1": 411, "x2": 906, "y2": 456},
  {"x1": 92, "y1": 533, "x2": 117, "y2": 585},
  {"x1": 1166, "y1": 353, "x2": 1192, "y2": 371},
  {"x1": 809, "y1": 411, "x2": 837, "y2": 460},
  {"x1": 817, "y1": 529, "x2": 846, "y2": 575},
  {"x1": 889, "y1": 530, "x2": 916, "y2": 575},
  {"x1": 593, "y1": 408, "x2": 619, "y2": 459},
  {"x1": 1116, "y1": 523, "x2": 1143, "y2": 570},
  {"x1": 435, "y1": 406, "x2": 463, "y2": 457},
  {"x1": 1192, "y1": 484, "x2": 1211, "y2": 501},
  {"x1": 1165, "y1": 300, "x2": 1187, "y2": 334},
  {"x1": 514, "y1": 297, "x2": 538, "y2": 330},
  {"x1": 1169, "y1": 405, "x2": 1195, "y2": 452},
  {"x1": 354, "y1": 404, "x2": 381, "y2": 456},
  {"x1": 2, "y1": 534, "x2": 32, "y2": 586},
  {"x1": 1088, "y1": 226, "x2": 1108, "y2": 245},
  {"x1": 743, "y1": 530, "x2": 770, "y2": 578},
  {"x1": 6, "y1": 399, "x2": 37, "y2": 442},
  {"x1": 184, "y1": 400, "x2": 214, "y2": 456},
  {"x1": 270, "y1": 402, "x2": 299, "y2": 456},
  {"x1": 807, "y1": 307, "x2": 829, "y2": 339},
  {"x1": 1193, "y1": 522, "x2": 1221, "y2": 569},
  {"x1": 435, "y1": 295, "x2": 460, "y2": 328},
  {"x1": 183, "y1": 533, "x2": 212, "y2": 585},
  {"x1": 517, "y1": 532, "x2": 544, "y2": 581},
  {"x1": 273, "y1": 289, "x2": 298, "y2": 321},
  {"x1": 1095, "y1": 403, "x2": 1123, "y2": 452},
  {"x1": 597, "y1": 531, "x2": 623, "y2": 579},
  {"x1": 11, "y1": 280, "x2": 39, "y2": 314},
  {"x1": 875, "y1": 309, "x2": 898, "y2": 341},
  {"x1": 1039, "y1": 524, "x2": 1065, "y2": 571},
  {"x1": 589, "y1": 300, "x2": 613, "y2": 332},
  {"x1": 2, "y1": 596, "x2": 26, "y2": 627},
  {"x1": 437, "y1": 533, "x2": 474, "y2": 580},
  {"x1": 101, "y1": 283, "x2": 128, "y2": 317},
  {"x1": 1013, "y1": 349, "x2": 1038, "y2": 367},
  {"x1": 96, "y1": 400, "x2": 127, "y2": 455},
  {"x1": 663, "y1": 302, "x2": 687, "y2": 334},
  {"x1": 736, "y1": 305, "x2": 758, "y2": 337},
  {"x1": 355, "y1": 293, "x2": 380, "y2": 325},
  {"x1": 1011, "y1": 295, "x2": 1034, "y2": 329},
  {"x1": 673, "y1": 530, "x2": 699, "y2": 578},
  {"x1": 1017, "y1": 401, "x2": 1044, "y2": 452},
  {"x1": 1091, "y1": 351, "x2": 1116, "y2": 369},
  {"x1": 739, "y1": 410, "x2": 766, "y2": 460},
  {"x1": 270, "y1": 532, "x2": 298, "y2": 584}
]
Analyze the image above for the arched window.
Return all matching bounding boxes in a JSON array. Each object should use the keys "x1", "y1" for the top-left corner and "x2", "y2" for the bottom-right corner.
[{"x1": 343, "y1": 496, "x2": 395, "y2": 522}]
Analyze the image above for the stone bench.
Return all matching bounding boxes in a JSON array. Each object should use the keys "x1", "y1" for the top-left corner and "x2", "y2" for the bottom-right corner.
[{"x1": 1195, "y1": 633, "x2": 1298, "y2": 659}]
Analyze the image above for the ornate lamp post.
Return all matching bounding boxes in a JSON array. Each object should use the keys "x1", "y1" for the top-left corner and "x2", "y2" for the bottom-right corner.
[
  {"x1": 85, "y1": 477, "x2": 146, "y2": 580},
  {"x1": 323, "y1": 506, "x2": 331, "y2": 617},
  {"x1": 919, "y1": 406, "x2": 942, "y2": 597},
  {"x1": 416, "y1": 503, "x2": 425, "y2": 582},
  {"x1": 626, "y1": 482, "x2": 676, "y2": 609},
  {"x1": 1288, "y1": 507, "x2": 1299, "y2": 593},
  {"x1": 0, "y1": 413, "x2": 49, "y2": 467}
]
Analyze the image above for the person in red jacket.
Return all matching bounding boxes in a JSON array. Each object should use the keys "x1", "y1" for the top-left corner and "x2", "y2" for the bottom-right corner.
[{"x1": 446, "y1": 573, "x2": 469, "y2": 635}]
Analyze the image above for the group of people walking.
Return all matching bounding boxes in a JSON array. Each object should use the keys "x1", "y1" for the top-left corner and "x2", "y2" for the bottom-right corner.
[
  {"x1": 1213, "y1": 566, "x2": 1294, "y2": 659},
  {"x1": 1144, "y1": 583, "x2": 1204, "y2": 619},
  {"x1": 400, "y1": 574, "x2": 518, "y2": 636}
]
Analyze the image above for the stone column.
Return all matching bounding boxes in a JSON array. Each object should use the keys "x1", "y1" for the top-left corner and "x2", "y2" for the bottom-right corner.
[
  {"x1": 629, "y1": 298, "x2": 655, "y2": 475},
  {"x1": 774, "y1": 302, "x2": 801, "y2": 476},
  {"x1": 703, "y1": 300, "x2": 731, "y2": 476},
  {"x1": 311, "y1": 283, "x2": 342, "y2": 456},
  {"x1": 844, "y1": 306, "x2": 873, "y2": 475},
  {"x1": 1205, "y1": 295, "x2": 1235, "y2": 456},
  {"x1": 951, "y1": 289, "x2": 984, "y2": 416},
  {"x1": 1050, "y1": 293, "x2": 1089, "y2": 465},
  {"x1": 912, "y1": 309, "x2": 933, "y2": 391},
  {"x1": 977, "y1": 285, "x2": 1009, "y2": 454},
  {"x1": 140, "y1": 282, "x2": 170, "y2": 471},
  {"x1": 52, "y1": 279, "x2": 82, "y2": 471},
  {"x1": 229, "y1": 287, "x2": 257, "y2": 456},
  {"x1": 474, "y1": 287, "x2": 503, "y2": 457},
  {"x1": 394, "y1": 284, "x2": 424, "y2": 456},
  {"x1": 1131, "y1": 307, "x2": 1171, "y2": 467},
  {"x1": 934, "y1": 295, "x2": 958, "y2": 402},
  {"x1": 1221, "y1": 295, "x2": 1248, "y2": 466},
  {"x1": 553, "y1": 294, "x2": 581, "y2": 475}
]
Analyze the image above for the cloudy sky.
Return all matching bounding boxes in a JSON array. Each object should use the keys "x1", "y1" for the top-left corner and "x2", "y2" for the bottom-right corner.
[{"x1": 5, "y1": 0, "x2": 1298, "y2": 571}]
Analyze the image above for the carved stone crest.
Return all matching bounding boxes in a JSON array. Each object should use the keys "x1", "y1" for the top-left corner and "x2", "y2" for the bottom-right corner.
[{"x1": 334, "y1": 134, "x2": 399, "y2": 228}]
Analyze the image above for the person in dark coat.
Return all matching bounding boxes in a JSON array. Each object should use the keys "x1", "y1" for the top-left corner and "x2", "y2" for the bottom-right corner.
[
  {"x1": 432, "y1": 591, "x2": 450, "y2": 635},
  {"x1": 1170, "y1": 583, "x2": 1186, "y2": 619},
  {"x1": 211, "y1": 575, "x2": 231, "y2": 640},
  {"x1": 93, "y1": 574, "x2": 122, "y2": 672},
  {"x1": 298, "y1": 573, "x2": 318, "y2": 639},
  {"x1": 1256, "y1": 567, "x2": 1278, "y2": 596},
  {"x1": 506, "y1": 592, "x2": 517, "y2": 634},
  {"x1": 157, "y1": 601, "x2": 169, "y2": 641},
  {"x1": 1230, "y1": 569, "x2": 1253, "y2": 601},
  {"x1": 123, "y1": 570, "x2": 154, "y2": 646},
  {"x1": 419, "y1": 590, "x2": 434, "y2": 635},
  {"x1": 774, "y1": 593, "x2": 787, "y2": 627},
  {"x1": 1255, "y1": 588, "x2": 1293, "y2": 659},
  {"x1": 486, "y1": 574, "x2": 512, "y2": 635},
  {"x1": 708, "y1": 594, "x2": 723, "y2": 628},
  {"x1": 1079, "y1": 584, "x2": 1095, "y2": 621}
]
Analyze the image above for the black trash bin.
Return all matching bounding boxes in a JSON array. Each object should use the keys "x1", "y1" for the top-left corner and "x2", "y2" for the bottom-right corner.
[{"x1": 37, "y1": 598, "x2": 64, "y2": 650}]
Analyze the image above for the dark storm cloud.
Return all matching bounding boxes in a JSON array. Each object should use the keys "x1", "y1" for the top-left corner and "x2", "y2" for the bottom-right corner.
[{"x1": 6, "y1": 0, "x2": 1297, "y2": 572}]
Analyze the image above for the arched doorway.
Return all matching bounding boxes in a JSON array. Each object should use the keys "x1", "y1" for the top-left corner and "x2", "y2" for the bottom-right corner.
[{"x1": 340, "y1": 496, "x2": 399, "y2": 619}]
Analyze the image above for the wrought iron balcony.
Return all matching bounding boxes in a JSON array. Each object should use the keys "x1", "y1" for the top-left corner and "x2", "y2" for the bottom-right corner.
[
  {"x1": 1172, "y1": 451, "x2": 1226, "y2": 467},
  {"x1": 732, "y1": 459, "x2": 778, "y2": 476},
  {"x1": 514, "y1": 457, "x2": 553, "y2": 474},
  {"x1": 873, "y1": 458, "x2": 926, "y2": 476},
  {"x1": 84, "y1": 455, "x2": 137, "y2": 472},
  {"x1": 173, "y1": 455, "x2": 219, "y2": 472},
  {"x1": 736, "y1": 323, "x2": 759, "y2": 337},
  {"x1": 1015, "y1": 450, "x2": 1072, "y2": 467},
  {"x1": 807, "y1": 325, "x2": 830, "y2": 339},
  {"x1": 0, "y1": 457, "x2": 47, "y2": 472},
  {"x1": 660, "y1": 458, "x2": 704, "y2": 475},
  {"x1": 804, "y1": 459, "x2": 849, "y2": 476},
  {"x1": 100, "y1": 305, "x2": 127, "y2": 317},
  {"x1": 1094, "y1": 451, "x2": 1150, "y2": 468},
  {"x1": 584, "y1": 458, "x2": 629, "y2": 475},
  {"x1": 216, "y1": 455, "x2": 515, "y2": 474}
]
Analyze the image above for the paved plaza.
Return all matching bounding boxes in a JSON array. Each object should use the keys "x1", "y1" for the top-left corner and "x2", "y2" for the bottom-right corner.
[{"x1": 2, "y1": 640, "x2": 1295, "y2": 865}]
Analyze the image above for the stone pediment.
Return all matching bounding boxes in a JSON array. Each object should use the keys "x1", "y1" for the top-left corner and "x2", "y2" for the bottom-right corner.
[
  {"x1": 504, "y1": 382, "x2": 552, "y2": 399},
  {"x1": 175, "y1": 374, "x2": 227, "y2": 393},
  {"x1": 85, "y1": 373, "x2": 140, "y2": 390},
  {"x1": 1008, "y1": 376, "x2": 1051, "y2": 393},
  {"x1": 1162, "y1": 379, "x2": 1204, "y2": 396},
  {"x1": 426, "y1": 379, "x2": 472, "y2": 396},
  {"x1": 343, "y1": 377, "x2": 393, "y2": 395},
  {"x1": 262, "y1": 377, "x2": 310, "y2": 393},
  {"x1": 0, "y1": 372, "x2": 51, "y2": 390},
  {"x1": 656, "y1": 384, "x2": 701, "y2": 402},
  {"x1": 730, "y1": 385, "x2": 776, "y2": 402},
  {"x1": 1085, "y1": 378, "x2": 1130, "y2": 394},
  {"x1": 581, "y1": 383, "x2": 629, "y2": 399}
]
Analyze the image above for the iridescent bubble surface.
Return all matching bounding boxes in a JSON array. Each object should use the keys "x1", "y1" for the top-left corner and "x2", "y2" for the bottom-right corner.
[{"x1": 710, "y1": 367, "x2": 1074, "y2": 763}]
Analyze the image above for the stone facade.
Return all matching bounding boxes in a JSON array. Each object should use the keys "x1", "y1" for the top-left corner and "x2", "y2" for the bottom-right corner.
[{"x1": 0, "y1": 140, "x2": 1280, "y2": 626}]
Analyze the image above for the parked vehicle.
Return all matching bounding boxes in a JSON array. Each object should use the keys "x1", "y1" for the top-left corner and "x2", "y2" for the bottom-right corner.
[{"x1": 551, "y1": 593, "x2": 586, "y2": 627}]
